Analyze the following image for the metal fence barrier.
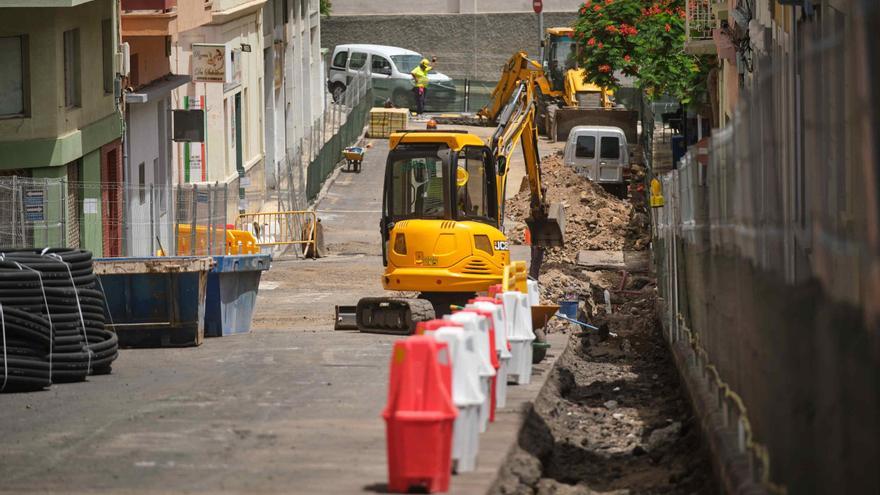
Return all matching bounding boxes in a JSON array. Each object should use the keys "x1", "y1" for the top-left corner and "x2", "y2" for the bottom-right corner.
[
  {"x1": 0, "y1": 177, "x2": 228, "y2": 258},
  {"x1": 651, "y1": 3, "x2": 879, "y2": 493},
  {"x1": 236, "y1": 210, "x2": 317, "y2": 254}
]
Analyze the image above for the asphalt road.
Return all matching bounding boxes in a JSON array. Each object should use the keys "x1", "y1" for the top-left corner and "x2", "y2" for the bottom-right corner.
[{"x1": 0, "y1": 128, "x2": 566, "y2": 494}]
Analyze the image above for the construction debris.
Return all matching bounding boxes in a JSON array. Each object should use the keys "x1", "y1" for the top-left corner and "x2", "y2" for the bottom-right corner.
[{"x1": 506, "y1": 153, "x2": 651, "y2": 263}]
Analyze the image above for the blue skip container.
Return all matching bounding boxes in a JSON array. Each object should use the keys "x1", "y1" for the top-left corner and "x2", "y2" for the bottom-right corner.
[
  {"x1": 95, "y1": 257, "x2": 213, "y2": 348},
  {"x1": 558, "y1": 300, "x2": 578, "y2": 320},
  {"x1": 204, "y1": 254, "x2": 271, "y2": 337}
]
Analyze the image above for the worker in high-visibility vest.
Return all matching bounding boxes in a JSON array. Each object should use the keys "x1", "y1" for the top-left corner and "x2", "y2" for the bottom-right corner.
[{"x1": 410, "y1": 57, "x2": 437, "y2": 117}]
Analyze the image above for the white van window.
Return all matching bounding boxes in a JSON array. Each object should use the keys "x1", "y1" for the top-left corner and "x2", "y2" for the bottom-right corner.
[
  {"x1": 372, "y1": 56, "x2": 392, "y2": 75},
  {"x1": 349, "y1": 52, "x2": 367, "y2": 70},
  {"x1": 332, "y1": 51, "x2": 348, "y2": 69},
  {"x1": 391, "y1": 54, "x2": 422, "y2": 73},
  {"x1": 575, "y1": 135, "x2": 596, "y2": 158},
  {"x1": 600, "y1": 136, "x2": 620, "y2": 159}
]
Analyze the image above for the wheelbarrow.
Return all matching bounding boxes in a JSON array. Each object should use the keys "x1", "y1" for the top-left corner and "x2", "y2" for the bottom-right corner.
[{"x1": 343, "y1": 146, "x2": 365, "y2": 173}]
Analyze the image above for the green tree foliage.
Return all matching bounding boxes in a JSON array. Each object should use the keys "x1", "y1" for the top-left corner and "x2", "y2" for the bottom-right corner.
[
  {"x1": 573, "y1": 0, "x2": 714, "y2": 106},
  {"x1": 320, "y1": 0, "x2": 332, "y2": 16}
]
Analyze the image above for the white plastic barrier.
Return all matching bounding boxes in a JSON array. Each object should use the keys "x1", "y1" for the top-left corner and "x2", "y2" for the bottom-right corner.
[
  {"x1": 428, "y1": 325, "x2": 484, "y2": 473},
  {"x1": 445, "y1": 311, "x2": 494, "y2": 433},
  {"x1": 527, "y1": 279, "x2": 541, "y2": 307},
  {"x1": 468, "y1": 300, "x2": 512, "y2": 408},
  {"x1": 502, "y1": 291, "x2": 535, "y2": 385}
]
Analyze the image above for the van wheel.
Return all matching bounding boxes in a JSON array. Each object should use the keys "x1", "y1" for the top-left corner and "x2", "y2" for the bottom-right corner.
[
  {"x1": 331, "y1": 83, "x2": 346, "y2": 103},
  {"x1": 392, "y1": 89, "x2": 414, "y2": 110}
]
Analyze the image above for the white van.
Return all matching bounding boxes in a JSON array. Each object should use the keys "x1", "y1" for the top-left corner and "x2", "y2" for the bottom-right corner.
[
  {"x1": 327, "y1": 44, "x2": 457, "y2": 110},
  {"x1": 563, "y1": 126, "x2": 629, "y2": 197}
]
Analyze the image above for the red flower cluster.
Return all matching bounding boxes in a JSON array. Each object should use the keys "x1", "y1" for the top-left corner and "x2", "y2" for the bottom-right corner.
[
  {"x1": 605, "y1": 24, "x2": 618, "y2": 34},
  {"x1": 593, "y1": 4, "x2": 602, "y2": 11},
  {"x1": 618, "y1": 23, "x2": 638, "y2": 36},
  {"x1": 587, "y1": 37, "x2": 597, "y2": 46},
  {"x1": 665, "y1": 23, "x2": 671, "y2": 32},
  {"x1": 598, "y1": 64, "x2": 612, "y2": 73},
  {"x1": 623, "y1": 54, "x2": 631, "y2": 62}
]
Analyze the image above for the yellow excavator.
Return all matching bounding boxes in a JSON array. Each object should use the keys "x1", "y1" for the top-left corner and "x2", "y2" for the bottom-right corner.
[
  {"x1": 353, "y1": 76, "x2": 565, "y2": 334},
  {"x1": 479, "y1": 28, "x2": 618, "y2": 141}
]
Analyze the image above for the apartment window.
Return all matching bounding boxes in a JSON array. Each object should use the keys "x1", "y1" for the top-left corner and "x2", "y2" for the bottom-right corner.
[
  {"x1": 64, "y1": 29, "x2": 81, "y2": 108},
  {"x1": 0, "y1": 35, "x2": 28, "y2": 117},
  {"x1": 102, "y1": 19, "x2": 113, "y2": 94}
]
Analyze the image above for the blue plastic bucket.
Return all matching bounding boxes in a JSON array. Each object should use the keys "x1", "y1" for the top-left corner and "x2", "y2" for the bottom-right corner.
[{"x1": 559, "y1": 300, "x2": 578, "y2": 319}]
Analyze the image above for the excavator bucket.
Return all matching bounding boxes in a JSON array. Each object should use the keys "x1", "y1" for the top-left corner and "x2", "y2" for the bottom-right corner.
[
  {"x1": 550, "y1": 107, "x2": 639, "y2": 142},
  {"x1": 526, "y1": 202, "x2": 566, "y2": 248}
]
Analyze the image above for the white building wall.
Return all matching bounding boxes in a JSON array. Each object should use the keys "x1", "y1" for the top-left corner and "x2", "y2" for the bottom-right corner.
[
  {"x1": 260, "y1": 0, "x2": 323, "y2": 193},
  {"x1": 175, "y1": 8, "x2": 265, "y2": 185}
]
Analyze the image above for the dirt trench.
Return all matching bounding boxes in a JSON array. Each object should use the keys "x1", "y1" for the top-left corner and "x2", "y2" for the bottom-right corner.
[
  {"x1": 493, "y1": 156, "x2": 716, "y2": 494},
  {"x1": 491, "y1": 279, "x2": 716, "y2": 495}
]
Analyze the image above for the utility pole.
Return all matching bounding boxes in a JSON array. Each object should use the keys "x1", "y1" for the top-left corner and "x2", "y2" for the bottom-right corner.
[{"x1": 534, "y1": 0, "x2": 544, "y2": 60}]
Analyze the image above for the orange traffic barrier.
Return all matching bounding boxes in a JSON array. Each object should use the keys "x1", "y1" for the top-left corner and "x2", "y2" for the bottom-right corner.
[{"x1": 382, "y1": 336, "x2": 457, "y2": 494}]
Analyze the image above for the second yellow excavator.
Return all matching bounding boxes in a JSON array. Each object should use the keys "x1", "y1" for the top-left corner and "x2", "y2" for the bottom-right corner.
[
  {"x1": 478, "y1": 28, "x2": 635, "y2": 142},
  {"x1": 354, "y1": 75, "x2": 565, "y2": 334}
]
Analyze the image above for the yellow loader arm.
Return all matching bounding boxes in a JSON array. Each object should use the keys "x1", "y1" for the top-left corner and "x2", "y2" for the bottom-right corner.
[
  {"x1": 478, "y1": 52, "x2": 558, "y2": 122},
  {"x1": 490, "y1": 77, "x2": 565, "y2": 247}
]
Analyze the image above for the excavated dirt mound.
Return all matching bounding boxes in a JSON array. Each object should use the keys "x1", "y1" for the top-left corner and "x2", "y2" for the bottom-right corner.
[
  {"x1": 506, "y1": 154, "x2": 651, "y2": 264},
  {"x1": 491, "y1": 286, "x2": 716, "y2": 495}
]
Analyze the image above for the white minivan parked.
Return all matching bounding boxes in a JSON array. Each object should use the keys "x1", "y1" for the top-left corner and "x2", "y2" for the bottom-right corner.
[
  {"x1": 563, "y1": 125, "x2": 629, "y2": 197},
  {"x1": 327, "y1": 44, "x2": 457, "y2": 110}
]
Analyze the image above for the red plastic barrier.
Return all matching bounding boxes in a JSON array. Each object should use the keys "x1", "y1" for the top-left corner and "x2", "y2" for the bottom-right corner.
[
  {"x1": 488, "y1": 284, "x2": 504, "y2": 298},
  {"x1": 415, "y1": 319, "x2": 459, "y2": 336},
  {"x1": 458, "y1": 308, "x2": 500, "y2": 423},
  {"x1": 383, "y1": 336, "x2": 458, "y2": 493}
]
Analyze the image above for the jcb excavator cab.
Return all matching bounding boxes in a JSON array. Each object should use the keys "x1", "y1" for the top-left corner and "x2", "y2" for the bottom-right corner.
[{"x1": 379, "y1": 131, "x2": 510, "y2": 294}]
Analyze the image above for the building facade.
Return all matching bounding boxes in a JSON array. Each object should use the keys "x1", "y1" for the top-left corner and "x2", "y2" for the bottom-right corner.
[
  {"x1": 121, "y1": 0, "x2": 210, "y2": 256},
  {"x1": 0, "y1": 0, "x2": 124, "y2": 255}
]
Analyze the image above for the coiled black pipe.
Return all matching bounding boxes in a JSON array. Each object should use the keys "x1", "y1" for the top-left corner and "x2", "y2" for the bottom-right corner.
[{"x1": 0, "y1": 249, "x2": 118, "y2": 392}]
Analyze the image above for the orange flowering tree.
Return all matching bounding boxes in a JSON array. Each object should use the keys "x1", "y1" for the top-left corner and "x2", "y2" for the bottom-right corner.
[{"x1": 574, "y1": 0, "x2": 713, "y2": 105}]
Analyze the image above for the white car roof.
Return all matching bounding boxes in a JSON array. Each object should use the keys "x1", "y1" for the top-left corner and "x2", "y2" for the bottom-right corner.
[
  {"x1": 569, "y1": 125, "x2": 626, "y2": 134},
  {"x1": 333, "y1": 44, "x2": 422, "y2": 58}
]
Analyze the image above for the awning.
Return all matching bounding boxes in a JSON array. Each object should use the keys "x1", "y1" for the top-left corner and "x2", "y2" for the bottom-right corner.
[{"x1": 125, "y1": 74, "x2": 191, "y2": 104}]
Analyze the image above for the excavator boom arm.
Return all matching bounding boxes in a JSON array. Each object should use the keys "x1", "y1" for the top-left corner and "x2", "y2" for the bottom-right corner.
[{"x1": 491, "y1": 77, "x2": 565, "y2": 248}]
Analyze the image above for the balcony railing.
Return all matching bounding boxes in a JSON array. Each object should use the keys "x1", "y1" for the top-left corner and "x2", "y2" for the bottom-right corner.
[
  {"x1": 122, "y1": 0, "x2": 176, "y2": 11},
  {"x1": 685, "y1": 0, "x2": 718, "y2": 54}
]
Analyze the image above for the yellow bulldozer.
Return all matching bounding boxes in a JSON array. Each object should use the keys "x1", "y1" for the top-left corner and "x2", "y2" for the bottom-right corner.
[{"x1": 351, "y1": 75, "x2": 565, "y2": 334}]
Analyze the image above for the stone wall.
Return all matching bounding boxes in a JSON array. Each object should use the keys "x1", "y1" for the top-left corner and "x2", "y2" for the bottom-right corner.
[
  {"x1": 330, "y1": 0, "x2": 584, "y2": 15},
  {"x1": 321, "y1": 12, "x2": 579, "y2": 80}
]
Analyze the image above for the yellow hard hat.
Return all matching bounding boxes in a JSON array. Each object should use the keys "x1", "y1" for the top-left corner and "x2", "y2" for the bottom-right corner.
[
  {"x1": 456, "y1": 167, "x2": 469, "y2": 187},
  {"x1": 421, "y1": 58, "x2": 430, "y2": 66}
]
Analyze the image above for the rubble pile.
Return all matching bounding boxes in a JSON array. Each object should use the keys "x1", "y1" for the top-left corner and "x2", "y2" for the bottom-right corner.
[{"x1": 505, "y1": 154, "x2": 651, "y2": 263}]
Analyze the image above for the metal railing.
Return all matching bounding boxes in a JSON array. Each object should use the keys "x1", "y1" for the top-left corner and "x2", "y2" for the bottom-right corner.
[{"x1": 236, "y1": 210, "x2": 317, "y2": 254}]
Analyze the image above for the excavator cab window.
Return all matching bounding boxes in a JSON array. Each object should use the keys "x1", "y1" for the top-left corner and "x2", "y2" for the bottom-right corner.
[
  {"x1": 385, "y1": 144, "x2": 451, "y2": 222},
  {"x1": 545, "y1": 34, "x2": 577, "y2": 92},
  {"x1": 454, "y1": 146, "x2": 497, "y2": 226}
]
